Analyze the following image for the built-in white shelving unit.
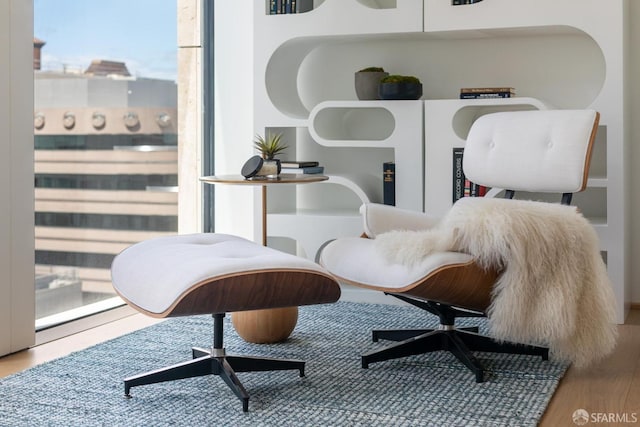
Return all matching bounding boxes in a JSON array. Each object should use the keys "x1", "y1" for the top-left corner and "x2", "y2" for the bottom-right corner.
[{"x1": 254, "y1": 0, "x2": 630, "y2": 322}]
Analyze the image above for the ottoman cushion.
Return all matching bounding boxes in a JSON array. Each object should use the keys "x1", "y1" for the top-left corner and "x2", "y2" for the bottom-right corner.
[{"x1": 111, "y1": 233, "x2": 340, "y2": 317}]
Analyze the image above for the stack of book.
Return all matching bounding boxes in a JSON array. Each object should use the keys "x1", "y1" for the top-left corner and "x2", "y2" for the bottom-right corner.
[
  {"x1": 268, "y1": 0, "x2": 313, "y2": 14},
  {"x1": 452, "y1": 148, "x2": 488, "y2": 203},
  {"x1": 280, "y1": 160, "x2": 324, "y2": 175},
  {"x1": 452, "y1": 0, "x2": 484, "y2": 4},
  {"x1": 460, "y1": 87, "x2": 515, "y2": 99}
]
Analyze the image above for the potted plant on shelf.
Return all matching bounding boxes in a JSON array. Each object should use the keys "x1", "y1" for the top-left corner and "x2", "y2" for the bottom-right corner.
[
  {"x1": 379, "y1": 75, "x2": 423, "y2": 100},
  {"x1": 253, "y1": 132, "x2": 288, "y2": 177},
  {"x1": 354, "y1": 66, "x2": 389, "y2": 100}
]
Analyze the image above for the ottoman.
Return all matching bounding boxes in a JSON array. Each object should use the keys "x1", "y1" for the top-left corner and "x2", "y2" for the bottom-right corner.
[{"x1": 111, "y1": 233, "x2": 341, "y2": 411}]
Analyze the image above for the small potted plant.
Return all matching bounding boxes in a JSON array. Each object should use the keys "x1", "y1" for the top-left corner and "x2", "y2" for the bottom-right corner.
[
  {"x1": 253, "y1": 132, "x2": 288, "y2": 177},
  {"x1": 354, "y1": 66, "x2": 389, "y2": 100},
  {"x1": 379, "y1": 75, "x2": 423, "y2": 100}
]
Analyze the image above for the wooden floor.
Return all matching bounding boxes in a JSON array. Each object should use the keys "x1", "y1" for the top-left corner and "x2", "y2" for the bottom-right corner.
[
  {"x1": 0, "y1": 310, "x2": 638, "y2": 425},
  {"x1": 540, "y1": 309, "x2": 640, "y2": 426}
]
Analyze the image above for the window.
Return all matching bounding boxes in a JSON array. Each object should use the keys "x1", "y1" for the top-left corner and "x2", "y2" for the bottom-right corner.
[{"x1": 33, "y1": 0, "x2": 178, "y2": 330}]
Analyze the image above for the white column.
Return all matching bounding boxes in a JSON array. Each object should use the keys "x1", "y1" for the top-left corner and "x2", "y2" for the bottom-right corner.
[
  {"x1": 177, "y1": 0, "x2": 203, "y2": 234},
  {"x1": 213, "y1": 1, "x2": 255, "y2": 240},
  {"x1": 0, "y1": 0, "x2": 35, "y2": 356}
]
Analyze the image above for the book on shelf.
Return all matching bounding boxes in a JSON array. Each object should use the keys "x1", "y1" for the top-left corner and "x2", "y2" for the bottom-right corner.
[
  {"x1": 460, "y1": 87, "x2": 515, "y2": 99},
  {"x1": 452, "y1": 0, "x2": 484, "y2": 5},
  {"x1": 452, "y1": 147, "x2": 488, "y2": 203},
  {"x1": 452, "y1": 148, "x2": 465, "y2": 203},
  {"x1": 461, "y1": 87, "x2": 515, "y2": 93},
  {"x1": 280, "y1": 160, "x2": 319, "y2": 168},
  {"x1": 383, "y1": 161, "x2": 395, "y2": 206},
  {"x1": 464, "y1": 179, "x2": 488, "y2": 197},
  {"x1": 281, "y1": 166, "x2": 324, "y2": 174},
  {"x1": 460, "y1": 92, "x2": 514, "y2": 99},
  {"x1": 268, "y1": 0, "x2": 313, "y2": 14}
]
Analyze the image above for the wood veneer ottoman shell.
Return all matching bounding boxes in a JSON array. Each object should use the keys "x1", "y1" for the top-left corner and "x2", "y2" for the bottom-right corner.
[{"x1": 111, "y1": 233, "x2": 341, "y2": 319}]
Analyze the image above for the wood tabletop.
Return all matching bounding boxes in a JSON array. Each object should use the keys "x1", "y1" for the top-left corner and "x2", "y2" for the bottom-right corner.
[{"x1": 200, "y1": 174, "x2": 329, "y2": 185}]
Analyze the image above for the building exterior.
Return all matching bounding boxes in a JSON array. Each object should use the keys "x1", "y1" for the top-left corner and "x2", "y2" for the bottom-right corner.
[{"x1": 34, "y1": 46, "x2": 178, "y2": 323}]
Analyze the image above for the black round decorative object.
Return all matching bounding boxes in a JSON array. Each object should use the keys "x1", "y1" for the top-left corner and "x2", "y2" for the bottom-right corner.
[
  {"x1": 379, "y1": 82, "x2": 423, "y2": 100},
  {"x1": 241, "y1": 155, "x2": 264, "y2": 179}
]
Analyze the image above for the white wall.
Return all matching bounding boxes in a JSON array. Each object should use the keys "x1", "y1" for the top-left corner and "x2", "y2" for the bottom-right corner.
[
  {"x1": 0, "y1": 0, "x2": 35, "y2": 356},
  {"x1": 148, "y1": 0, "x2": 640, "y2": 304},
  {"x1": 212, "y1": 1, "x2": 256, "y2": 240},
  {"x1": 178, "y1": 1, "x2": 255, "y2": 238},
  {"x1": 190, "y1": 2, "x2": 640, "y2": 306},
  {"x1": 629, "y1": 2, "x2": 640, "y2": 304}
]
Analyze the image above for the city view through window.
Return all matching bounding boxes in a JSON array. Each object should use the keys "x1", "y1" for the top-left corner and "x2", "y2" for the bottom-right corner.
[{"x1": 33, "y1": 0, "x2": 178, "y2": 329}]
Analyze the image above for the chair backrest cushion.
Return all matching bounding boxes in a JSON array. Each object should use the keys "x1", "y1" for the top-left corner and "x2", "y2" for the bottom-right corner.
[{"x1": 463, "y1": 109, "x2": 599, "y2": 193}]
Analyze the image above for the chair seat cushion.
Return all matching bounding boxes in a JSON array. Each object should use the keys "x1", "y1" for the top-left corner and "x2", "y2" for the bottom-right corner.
[
  {"x1": 111, "y1": 233, "x2": 340, "y2": 317},
  {"x1": 319, "y1": 236, "x2": 475, "y2": 291}
]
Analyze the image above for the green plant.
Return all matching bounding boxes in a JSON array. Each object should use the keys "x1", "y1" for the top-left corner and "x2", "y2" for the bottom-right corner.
[
  {"x1": 380, "y1": 75, "x2": 421, "y2": 84},
  {"x1": 358, "y1": 66, "x2": 385, "y2": 72},
  {"x1": 253, "y1": 132, "x2": 288, "y2": 159}
]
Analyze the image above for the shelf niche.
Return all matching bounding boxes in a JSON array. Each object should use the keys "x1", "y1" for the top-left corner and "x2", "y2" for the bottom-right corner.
[
  {"x1": 356, "y1": 0, "x2": 398, "y2": 8},
  {"x1": 312, "y1": 106, "x2": 395, "y2": 141},
  {"x1": 266, "y1": 28, "x2": 604, "y2": 120},
  {"x1": 451, "y1": 101, "x2": 545, "y2": 140}
]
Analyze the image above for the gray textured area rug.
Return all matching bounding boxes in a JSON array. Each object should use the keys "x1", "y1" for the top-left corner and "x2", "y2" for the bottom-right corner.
[{"x1": 0, "y1": 302, "x2": 567, "y2": 426}]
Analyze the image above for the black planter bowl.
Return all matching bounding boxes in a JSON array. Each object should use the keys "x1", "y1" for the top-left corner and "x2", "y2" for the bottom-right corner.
[{"x1": 379, "y1": 82, "x2": 423, "y2": 100}]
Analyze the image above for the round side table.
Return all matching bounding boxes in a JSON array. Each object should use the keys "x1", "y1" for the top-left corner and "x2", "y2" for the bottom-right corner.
[{"x1": 200, "y1": 173, "x2": 329, "y2": 343}]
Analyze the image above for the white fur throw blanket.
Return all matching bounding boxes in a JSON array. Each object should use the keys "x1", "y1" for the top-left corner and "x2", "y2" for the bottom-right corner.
[{"x1": 374, "y1": 197, "x2": 618, "y2": 367}]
